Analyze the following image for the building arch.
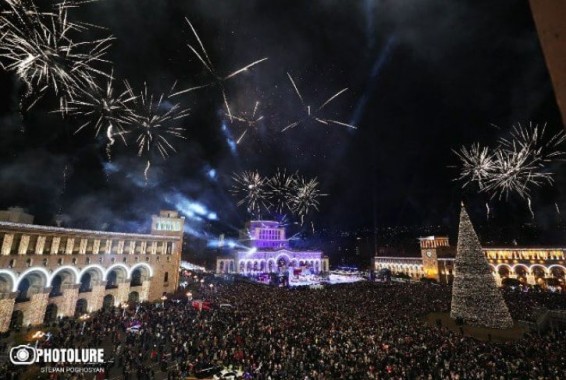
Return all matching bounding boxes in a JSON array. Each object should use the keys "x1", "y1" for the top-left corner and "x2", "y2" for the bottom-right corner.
[
  {"x1": 267, "y1": 259, "x2": 275, "y2": 273},
  {"x1": 495, "y1": 264, "x2": 512, "y2": 277},
  {"x1": 44, "y1": 304, "x2": 58, "y2": 324},
  {"x1": 15, "y1": 267, "x2": 50, "y2": 290},
  {"x1": 79, "y1": 265, "x2": 105, "y2": 282},
  {"x1": 104, "y1": 263, "x2": 130, "y2": 281},
  {"x1": 529, "y1": 264, "x2": 549, "y2": 276},
  {"x1": 74, "y1": 298, "x2": 88, "y2": 316},
  {"x1": 103, "y1": 294, "x2": 114, "y2": 309},
  {"x1": 49, "y1": 266, "x2": 80, "y2": 287},
  {"x1": 549, "y1": 265, "x2": 566, "y2": 281},
  {"x1": 79, "y1": 265, "x2": 105, "y2": 293},
  {"x1": 548, "y1": 264, "x2": 566, "y2": 272},
  {"x1": 275, "y1": 254, "x2": 291, "y2": 265},
  {"x1": 129, "y1": 263, "x2": 154, "y2": 279},
  {"x1": 0, "y1": 269, "x2": 18, "y2": 293},
  {"x1": 511, "y1": 264, "x2": 529, "y2": 274},
  {"x1": 129, "y1": 263, "x2": 152, "y2": 286},
  {"x1": 15, "y1": 268, "x2": 49, "y2": 302},
  {"x1": 128, "y1": 291, "x2": 140, "y2": 303}
]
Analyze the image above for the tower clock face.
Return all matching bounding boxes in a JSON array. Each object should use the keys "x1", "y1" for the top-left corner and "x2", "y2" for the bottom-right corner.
[{"x1": 426, "y1": 250, "x2": 433, "y2": 258}]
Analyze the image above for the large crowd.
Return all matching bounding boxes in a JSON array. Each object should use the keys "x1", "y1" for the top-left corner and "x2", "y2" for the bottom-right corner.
[{"x1": 2, "y1": 277, "x2": 566, "y2": 379}]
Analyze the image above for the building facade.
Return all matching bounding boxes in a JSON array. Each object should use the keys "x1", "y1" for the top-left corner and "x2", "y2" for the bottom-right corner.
[
  {"x1": 373, "y1": 236, "x2": 566, "y2": 287},
  {"x1": 0, "y1": 210, "x2": 184, "y2": 333},
  {"x1": 216, "y1": 221, "x2": 329, "y2": 275}
]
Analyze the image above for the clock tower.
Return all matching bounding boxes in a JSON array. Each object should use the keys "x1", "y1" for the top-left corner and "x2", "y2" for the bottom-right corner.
[{"x1": 419, "y1": 236, "x2": 451, "y2": 281}]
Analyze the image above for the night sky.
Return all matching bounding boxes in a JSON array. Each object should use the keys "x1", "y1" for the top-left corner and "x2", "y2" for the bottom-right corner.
[{"x1": 0, "y1": 0, "x2": 564, "y2": 243}]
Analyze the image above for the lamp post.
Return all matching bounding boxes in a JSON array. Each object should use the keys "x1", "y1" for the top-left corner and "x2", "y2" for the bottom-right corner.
[
  {"x1": 121, "y1": 302, "x2": 128, "y2": 317},
  {"x1": 79, "y1": 314, "x2": 90, "y2": 335},
  {"x1": 186, "y1": 292, "x2": 193, "y2": 302},
  {"x1": 161, "y1": 295, "x2": 167, "y2": 308},
  {"x1": 32, "y1": 331, "x2": 45, "y2": 349},
  {"x1": 209, "y1": 283, "x2": 214, "y2": 295}
]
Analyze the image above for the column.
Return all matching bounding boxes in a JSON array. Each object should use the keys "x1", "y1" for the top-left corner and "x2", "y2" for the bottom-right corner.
[
  {"x1": 117, "y1": 281, "x2": 131, "y2": 304},
  {"x1": 141, "y1": 280, "x2": 151, "y2": 302},
  {"x1": 90, "y1": 281, "x2": 107, "y2": 312},
  {"x1": 60, "y1": 284, "x2": 80, "y2": 317},
  {"x1": 526, "y1": 273, "x2": 536, "y2": 285},
  {"x1": 65, "y1": 238, "x2": 74, "y2": 255},
  {"x1": 26, "y1": 288, "x2": 51, "y2": 326},
  {"x1": 493, "y1": 273, "x2": 502, "y2": 287},
  {"x1": 0, "y1": 292, "x2": 17, "y2": 333},
  {"x1": 79, "y1": 239, "x2": 88, "y2": 254},
  {"x1": 1, "y1": 234, "x2": 13, "y2": 255},
  {"x1": 18, "y1": 235, "x2": 30, "y2": 255},
  {"x1": 92, "y1": 239, "x2": 101, "y2": 255},
  {"x1": 35, "y1": 236, "x2": 46, "y2": 255}
]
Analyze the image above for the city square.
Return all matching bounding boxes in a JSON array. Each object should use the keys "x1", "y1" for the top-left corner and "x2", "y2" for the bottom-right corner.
[{"x1": 1, "y1": 0, "x2": 566, "y2": 379}]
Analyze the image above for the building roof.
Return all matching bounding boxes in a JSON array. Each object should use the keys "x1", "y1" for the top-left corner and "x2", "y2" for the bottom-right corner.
[{"x1": 0, "y1": 221, "x2": 180, "y2": 240}]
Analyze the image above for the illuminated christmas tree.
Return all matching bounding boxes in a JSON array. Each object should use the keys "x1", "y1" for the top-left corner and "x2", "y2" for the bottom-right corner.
[{"x1": 450, "y1": 203, "x2": 513, "y2": 329}]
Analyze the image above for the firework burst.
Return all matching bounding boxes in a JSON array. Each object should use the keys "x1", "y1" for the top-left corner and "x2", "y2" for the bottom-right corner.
[
  {"x1": 0, "y1": 0, "x2": 113, "y2": 110},
  {"x1": 172, "y1": 18, "x2": 267, "y2": 120},
  {"x1": 124, "y1": 81, "x2": 189, "y2": 161},
  {"x1": 289, "y1": 176, "x2": 326, "y2": 224},
  {"x1": 63, "y1": 71, "x2": 135, "y2": 141},
  {"x1": 230, "y1": 171, "x2": 270, "y2": 215},
  {"x1": 453, "y1": 143, "x2": 495, "y2": 189},
  {"x1": 282, "y1": 73, "x2": 357, "y2": 132},
  {"x1": 454, "y1": 123, "x2": 565, "y2": 199},
  {"x1": 267, "y1": 169, "x2": 297, "y2": 214}
]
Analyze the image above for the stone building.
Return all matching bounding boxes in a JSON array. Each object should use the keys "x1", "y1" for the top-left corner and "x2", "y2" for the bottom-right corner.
[
  {"x1": 373, "y1": 236, "x2": 566, "y2": 287},
  {"x1": 216, "y1": 221, "x2": 329, "y2": 275},
  {"x1": 0, "y1": 210, "x2": 184, "y2": 333}
]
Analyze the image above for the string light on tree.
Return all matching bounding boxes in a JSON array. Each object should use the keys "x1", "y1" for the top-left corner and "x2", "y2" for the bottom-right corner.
[{"x1": 450, "y1": 203, "x2": 513, "y2": 329}]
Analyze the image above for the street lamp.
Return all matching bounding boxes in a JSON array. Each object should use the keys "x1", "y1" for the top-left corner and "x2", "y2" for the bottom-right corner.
[
  {"x1": 186, "y1": 292, "x2": 193, "y2": 301},
  {"x1": 32, "y1": 330, "x2": 45, "y2": 349},
  {"x1": 79, "y1": 314, "x2": 90, "y2": 334},
  {"x1": 121, "y1": 302, "x2": 128, "y2": 317},
  {"x1": 161, "y1": 295, "x2": 167, "y2": 308}
]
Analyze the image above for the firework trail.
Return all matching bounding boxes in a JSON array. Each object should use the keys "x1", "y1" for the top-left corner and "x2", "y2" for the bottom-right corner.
[
  {"x1": 172, "y1": 18, "x2": 267, "y2": 120},
  {"x1": 282, "y1": 73, "x2": 357, "y2": 132},
  {"x1": 289, "y1": 175, "x2": 326, "y2": 224},
  {"x1": 485, "y1": 202, "x2": 490, "y2": 221},
  {"x1": 58, "y1": 163, "x2": 69, "y2": 215},
  {"x1": 124, "y1": 81, "x2": 189, "y2": 164},
  {"x1": 227, "y1": 101, "x2": 264, "y2": 144},
  {"x1": 267, "y1": 169, "x2": 297, "y2": 214},
  {"x1": 143, "y1": 160, "x2": 150, "y2": 183},
  {"x1": 454, "y1": 123, "x2": 565, "y2": 199},
  {"x1": 555, "y1": 202, "x2": 561, "y2": 215},
  {"x1": 230, "y1": 171, "x2": 270, "y2": 215},
  {"x1": 105, "y1": 123, "x2": 115, "y2": 162},
  {"x1": 527, "y1": 197, "x2": 534, "y2": 219},
  {"x1": 0, "y1": 0, "x2": 113, "y2": 111}
]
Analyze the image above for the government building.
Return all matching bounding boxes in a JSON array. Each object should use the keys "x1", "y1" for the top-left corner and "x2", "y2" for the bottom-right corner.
[
  {"x1": 216, "y1": 221, "x2": 329, "y2": 275},
  {"x1": 373, "y1": 236, "x2": 566, "y2": 287},
  {"x1": 0, "y1": 208, "x2": 184, "y2": 333}
]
